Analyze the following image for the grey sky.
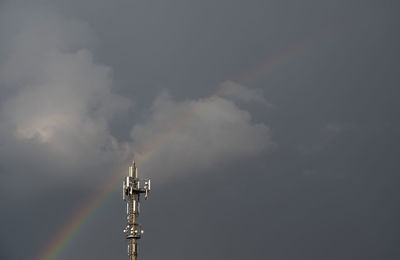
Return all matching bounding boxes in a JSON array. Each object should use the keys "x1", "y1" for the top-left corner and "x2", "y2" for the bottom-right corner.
[{"x1": 1, "y1": 0, "x2": 399, "y2": 259}]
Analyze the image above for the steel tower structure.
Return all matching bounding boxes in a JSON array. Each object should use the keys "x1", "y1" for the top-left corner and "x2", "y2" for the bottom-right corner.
[{"x1": 123, "y1": 161, "x2": 151, "y2": 260}]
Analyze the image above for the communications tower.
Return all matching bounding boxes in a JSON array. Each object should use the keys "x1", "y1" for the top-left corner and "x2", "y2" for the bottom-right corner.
[{"x1": 122, "y1": 161, "x2": 151, "y2": 260}]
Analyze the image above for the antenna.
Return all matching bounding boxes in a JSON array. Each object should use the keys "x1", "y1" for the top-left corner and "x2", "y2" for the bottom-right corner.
[{"x1": 122, "y1": 160, "x2": 151, "y2": 260}]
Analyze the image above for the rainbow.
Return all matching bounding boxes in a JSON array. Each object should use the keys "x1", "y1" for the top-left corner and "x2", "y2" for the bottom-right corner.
[
  {"x1": 34, "y1": 167, "x2": 123, "y2": 260},
  {"x1": 34, "y1": 36, "x2": 319, "y2": 260}
]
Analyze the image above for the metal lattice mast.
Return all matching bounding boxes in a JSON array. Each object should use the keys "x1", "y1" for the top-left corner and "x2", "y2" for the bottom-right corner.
[{"x1": 123, "y1": 161, "x2": 151, "y2": 260}]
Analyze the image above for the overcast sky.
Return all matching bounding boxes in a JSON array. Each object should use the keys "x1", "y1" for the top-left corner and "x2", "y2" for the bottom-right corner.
[{"x1": 1, "y1": 0, "x2": 399, "y2": 259}]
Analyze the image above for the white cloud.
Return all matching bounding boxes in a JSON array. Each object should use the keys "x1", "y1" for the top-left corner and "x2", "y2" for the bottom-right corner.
[
  {"x1": 0, "y1": 6, "x2": 275, "y2": 187},
  {"x1": 131, "y1": 90, "x2": 274, "y2": 181},
  {"x1": 0, "y1": 8, "x2": 132, "y2": 182}
]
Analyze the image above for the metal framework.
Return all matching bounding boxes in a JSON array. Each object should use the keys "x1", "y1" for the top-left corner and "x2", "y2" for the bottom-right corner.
[{"x1": 123, "y1": 161, "x2": 151, "y2": 260}]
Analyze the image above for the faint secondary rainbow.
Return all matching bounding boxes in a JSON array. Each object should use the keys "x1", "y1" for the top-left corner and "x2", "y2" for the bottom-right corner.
[
  {"x1": 34, "y1": 36, "x2": 319, "y2": 260},
  {"x1": 233, "y1": 36, "x2": 318, "y2": 85}
]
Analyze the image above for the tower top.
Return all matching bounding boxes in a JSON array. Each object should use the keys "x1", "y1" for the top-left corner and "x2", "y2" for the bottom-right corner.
[{"x1": 123, "y1": 161, "x2": 151, "y2": 259}]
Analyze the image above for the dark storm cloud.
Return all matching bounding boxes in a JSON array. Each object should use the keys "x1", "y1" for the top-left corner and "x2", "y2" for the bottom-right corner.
[{"x1": 1, "y1": 0, "x2": 400, "y2": 259}]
